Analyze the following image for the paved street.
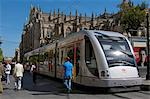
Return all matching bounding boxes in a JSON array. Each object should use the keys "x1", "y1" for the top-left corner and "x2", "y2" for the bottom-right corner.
[{"x1": 0, "y1": 71, "x2": 150, "y2": 99}]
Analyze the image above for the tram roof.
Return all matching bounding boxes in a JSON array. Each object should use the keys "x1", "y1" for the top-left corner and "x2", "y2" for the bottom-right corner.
[
  {"x1": 84, "y1": 30, "x2": 125, "y2": 37},
  {"x1": 24, "y1": 30, "x2": 125, "y2": 57}
]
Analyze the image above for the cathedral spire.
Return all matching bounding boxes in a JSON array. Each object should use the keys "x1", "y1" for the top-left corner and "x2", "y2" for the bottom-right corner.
[
  {"x1": 58, "y1": 9, "x2": 60, "y2": 17},
  {"x1": 84, "y1": 13, "x2": 87, "y2": 25},
  {"x1": 91, "y1": 13, "x2": 94, "y2": 21},
  {"x1": 61, "y1": 11, "x2": 64, "y2": 20},
  {"x1": 70, "y1": 11, "x2": 72, "y2": 20},
  {"x1": 104, "y1": 8, "x2": 107, "y2": 14},
  {"x1": 57, "y1": 9, "x2": 60, "y2": 23},
  {"x1": 53, "y1": 9, "x2": 56, "y2": 17},
  {"x1": 75, "y1": 10, "x2": 78, "y2": 19},
  {"x1": 90, "y1": 13, "x2": 94, "y2": 29},
  {"x1": 64, "y1": 14, "x2": 66, "y2": 21},
  {"x1": 79, "y1": 13, "x2": 82, "y2": 23},
  {"x1": 49, "y1": 10, "x2": 52, "y2": 20}
]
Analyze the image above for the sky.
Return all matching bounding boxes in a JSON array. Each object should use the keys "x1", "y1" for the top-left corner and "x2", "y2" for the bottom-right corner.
[{"x1": 0, "y1": 0, "x2": 149, "y2": 57}]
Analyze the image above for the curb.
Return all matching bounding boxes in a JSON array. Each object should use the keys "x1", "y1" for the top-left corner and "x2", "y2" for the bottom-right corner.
[{"x1": 140, "y1": 80, "x2": 150, "y2": 91}]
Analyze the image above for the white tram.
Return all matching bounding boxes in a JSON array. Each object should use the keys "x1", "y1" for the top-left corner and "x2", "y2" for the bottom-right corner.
[{"x1": 24, "y1": 30, "x2": 142, "y2": 88}]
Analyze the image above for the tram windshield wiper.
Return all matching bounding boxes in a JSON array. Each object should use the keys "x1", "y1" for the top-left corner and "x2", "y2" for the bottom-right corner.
[
  {"x1": 119, "y1": 50, "x2": 133, "y2": 58},
  {"x1": 109, "y1": 61, "x2": 135, "y2": 67},
  {"x1": 111, "y1": 46, "x2": 133, "y2": 58}
]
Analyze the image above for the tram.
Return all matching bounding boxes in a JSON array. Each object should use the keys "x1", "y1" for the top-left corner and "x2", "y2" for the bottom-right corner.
[{"x1": 24, "y1": 30, "x2": 142, "y2": 88}]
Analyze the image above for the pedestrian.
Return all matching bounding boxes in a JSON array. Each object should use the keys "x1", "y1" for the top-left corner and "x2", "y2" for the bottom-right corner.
[
  {"x1": 63, "y1": 57, "x2": 73, "y2": 93},
  {"x1": 30, "y1": 63, "x2": 37, "y2": 85},
  {"x1": 13, "y1": 61, "x2": 24, "y2": 90},
  {"x1": 4, "y1": 61, "x2": 11, "y2": 85},
  {"x1": 0, "y1": 62, "x2": 4, "y2": 93}
]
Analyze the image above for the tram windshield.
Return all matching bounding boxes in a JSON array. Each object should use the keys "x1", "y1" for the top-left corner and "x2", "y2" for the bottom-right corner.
[{"x1": 96, "y1": 35, "x2": 136, "y2": 67}]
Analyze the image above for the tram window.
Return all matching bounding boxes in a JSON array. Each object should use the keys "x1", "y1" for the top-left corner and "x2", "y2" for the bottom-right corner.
[
  {"x1": 67, "y1": 49, "x2": 74, "y2": 63},
  {"x1": 76, "y1": 45, "x2": 81, "y2": 76},
  {"x1": 85, "y1": 36, "x2": 98, "y2": 77}
]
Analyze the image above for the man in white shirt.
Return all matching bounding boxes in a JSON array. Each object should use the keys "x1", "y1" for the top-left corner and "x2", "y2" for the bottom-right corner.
[
  {"x1": 5, "y1": 62, "x2": 11, "y2": 84},
  {"x1": 13, "y1": 62, "x2": 24, "y2": 90}
]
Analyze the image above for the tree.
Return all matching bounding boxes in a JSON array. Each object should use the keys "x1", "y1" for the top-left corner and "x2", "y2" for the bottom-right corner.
[
  {"x1": 0, "y1": 48, "x2": 3, "y2": 62},
  {"x1": 120, "y1": 2, "x2": 146, "y2": 35},
  {"x1": 138, "y1": 1, "x2": 148, "y2": 10}
]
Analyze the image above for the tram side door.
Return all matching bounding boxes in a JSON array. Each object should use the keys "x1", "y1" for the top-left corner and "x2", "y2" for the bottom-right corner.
[{"x1": 67, "y1": 43, "x2": 80, "y2": 81}]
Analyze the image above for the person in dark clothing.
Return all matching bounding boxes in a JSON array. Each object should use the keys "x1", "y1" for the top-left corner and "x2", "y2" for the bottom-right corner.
[{"x1": 30, "y1": 63, "x2": 37, "y2": 84}]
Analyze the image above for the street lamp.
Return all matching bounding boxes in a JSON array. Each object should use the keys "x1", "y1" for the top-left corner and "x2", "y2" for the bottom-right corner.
[{"x1": 146, "y1": 11, "x2": 150, "y2": 80}]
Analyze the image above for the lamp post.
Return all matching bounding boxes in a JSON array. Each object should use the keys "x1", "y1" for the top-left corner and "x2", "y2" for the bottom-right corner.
[{"x1": 146, "y1": 11, "x2": 150, "y2": 80}]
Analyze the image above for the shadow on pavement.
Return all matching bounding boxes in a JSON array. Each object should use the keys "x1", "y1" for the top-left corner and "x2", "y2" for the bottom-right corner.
[
  {"x1": 22, "y1": 71, "x2": 138, "y2": 95},
  {"x1": 22, "y1": 71, "x2": 63, "y2": 92},
  {"x1": 22, "y1": 72, "x2": 103, "y2": 95}
]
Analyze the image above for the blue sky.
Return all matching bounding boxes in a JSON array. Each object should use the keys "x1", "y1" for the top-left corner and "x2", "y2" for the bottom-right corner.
[{"x1": 0, "y1": 0, "x2": 149, "y2": 57}]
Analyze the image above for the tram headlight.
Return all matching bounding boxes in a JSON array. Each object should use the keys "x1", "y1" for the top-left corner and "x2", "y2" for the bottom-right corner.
[
  {"x1": 101, "y1": 70, "x2": 110, "y2": 77},
  {"x1": 101, "y1": 71, "x2": 105, "y2": 77}
]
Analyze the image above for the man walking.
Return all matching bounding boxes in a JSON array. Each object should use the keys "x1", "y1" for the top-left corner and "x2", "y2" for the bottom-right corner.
[
  {"x1": 63, "y1": 57, "x2": 73, "y2": 93},
  {"x1": 5, "y1": 61, "x2": 11, "y2": 84},
  {"x1": 13, "y1": 61, "x2": 24, "y2": 90}
]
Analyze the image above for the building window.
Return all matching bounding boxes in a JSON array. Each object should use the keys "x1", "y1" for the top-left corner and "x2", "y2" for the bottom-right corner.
[{"x1": 66, "y1": 27, "x2": 71, "y2": 34}]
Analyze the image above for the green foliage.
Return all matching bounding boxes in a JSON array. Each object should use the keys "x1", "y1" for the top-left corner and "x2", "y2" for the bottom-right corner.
[
  {"x1": 29, "y1": 55, "x2": 38, "y2": 63},
  {"x1": 120, "y1": 2, "x2": 146, "y2": 34},
  {"x1": 38, "y1": 54, "x2": 45, "y2": 62},
  {"x1": 121, "y1": 6, "x2": 146, "y2": 31},
  {"x1": 0, "y1": 48, "x2": 3, "y2": 62},
  {"x1": 23, "y1": 57, "x2": 27, "y2": 63},
  {"x1": 118, "y1": 0, "x2": 133, "y2": 12},
  {"x1": 28, "y1": 52, "x2": 49, "y2": 63}
]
